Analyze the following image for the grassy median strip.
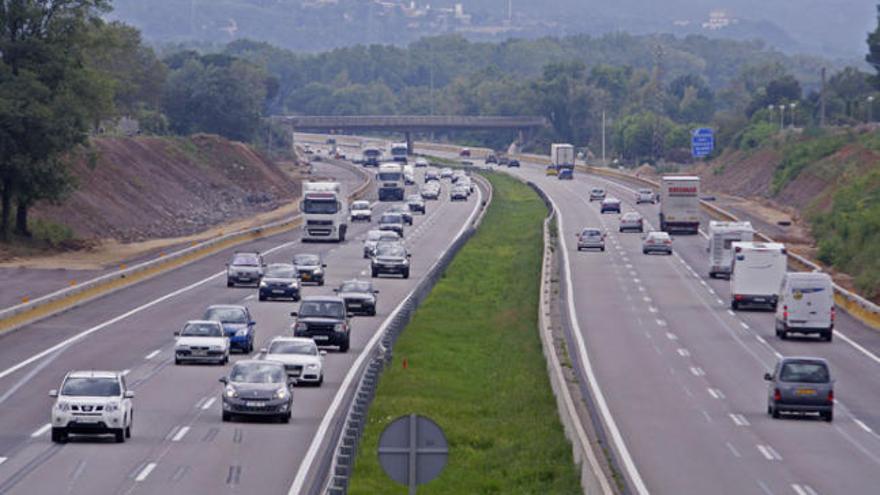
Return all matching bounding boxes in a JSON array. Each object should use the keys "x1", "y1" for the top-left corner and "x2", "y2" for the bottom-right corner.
[{"x1": 349, "y1": 173, "x2": 580, "y2": 494}]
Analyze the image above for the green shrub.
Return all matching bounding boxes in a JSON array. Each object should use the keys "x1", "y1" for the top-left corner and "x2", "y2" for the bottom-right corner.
[
  {"x1": 771, "y1": 132, "x2": 852, "y2": 194},
  {"x1": 29, "y1": 219, "x2": 76, "y2": 248}
]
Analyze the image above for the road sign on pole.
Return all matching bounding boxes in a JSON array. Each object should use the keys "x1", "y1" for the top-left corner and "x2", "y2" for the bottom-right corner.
[{"x1": 691, "y1": 127, "x2": 715, "y2": 158}]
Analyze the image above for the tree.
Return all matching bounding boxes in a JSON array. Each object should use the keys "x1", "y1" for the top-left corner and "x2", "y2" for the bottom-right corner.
[{"x1": 0, "y1": 0, "x2": 111, "y2": 238}]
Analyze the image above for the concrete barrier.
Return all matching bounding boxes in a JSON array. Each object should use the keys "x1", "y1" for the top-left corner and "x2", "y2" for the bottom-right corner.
[{"x1": 0, "y1": 161, "x2": 373, "y2": 334}]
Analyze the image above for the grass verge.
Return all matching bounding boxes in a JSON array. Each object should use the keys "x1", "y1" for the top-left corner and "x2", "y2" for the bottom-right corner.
[{"x1": 348, "y1": 172, "x2": 581, "y2": 494}]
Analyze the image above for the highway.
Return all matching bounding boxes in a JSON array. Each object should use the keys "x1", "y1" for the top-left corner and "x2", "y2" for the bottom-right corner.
[
  {"x1": 475, "y1": 156, "x2": 880, "y2": 495},
  {"x1": 0, "y1": 159, "x2": 482, "y2": 494}
]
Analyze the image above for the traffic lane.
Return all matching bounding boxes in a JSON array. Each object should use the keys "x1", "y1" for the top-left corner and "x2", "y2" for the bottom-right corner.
[
  {"x1": 0, "y1": 169, "x2": 475, "y2": 493},
  {"x1": 588, "y1": 172, "x2": 880, "y2": 433},
  {"x1": 532, "y1": 174, "x2": 783, "y2": 494},
  {"x1": 0, "y1": 160, "x2": 368, "y2": 376},
  {"x1": 0, "y1": 160, "x2": 365, "y2": 313},
  {"x1": 565, "y1": 173, "x2": 880, "y2": 492}
]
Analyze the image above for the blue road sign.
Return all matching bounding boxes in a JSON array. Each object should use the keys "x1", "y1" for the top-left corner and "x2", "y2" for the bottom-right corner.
[{"x1": 691, "y1": 127, "x2": 715, "y2": 158}]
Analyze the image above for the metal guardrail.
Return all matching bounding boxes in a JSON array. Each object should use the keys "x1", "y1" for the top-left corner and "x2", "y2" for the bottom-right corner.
[
  {"x1": 580, "y1": 164, "x2": 880, "y2": 329},
  {"x1": 0, "y1": 161, "x2": 373, "y2": 334},
  {"x1": 320, "y1": 174, "x2": 493, "y2": 495}
]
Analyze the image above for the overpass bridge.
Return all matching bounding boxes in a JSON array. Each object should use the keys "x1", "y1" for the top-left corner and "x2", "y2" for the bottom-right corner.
[{"x1": 272, "y1": 115, "x2": 548, "y2": 153}]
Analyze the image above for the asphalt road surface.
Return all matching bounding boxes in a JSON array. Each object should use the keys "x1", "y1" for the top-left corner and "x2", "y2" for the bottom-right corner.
[{"x1": 0, "y1": 160, "x2": 482, "y2": 495}]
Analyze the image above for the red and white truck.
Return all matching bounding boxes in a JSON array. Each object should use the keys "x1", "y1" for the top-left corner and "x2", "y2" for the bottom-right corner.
[{"x1": 659, "y1": 176, "x2": 701, "y2": 235}]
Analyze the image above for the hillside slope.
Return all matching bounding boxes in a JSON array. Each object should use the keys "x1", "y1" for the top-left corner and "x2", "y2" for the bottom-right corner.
[{"x1": 33, "y1": 134, "x2": 301, "y2": 243}]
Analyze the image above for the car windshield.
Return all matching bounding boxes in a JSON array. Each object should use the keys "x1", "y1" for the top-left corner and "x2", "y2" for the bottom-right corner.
[
  {"x1": 268, "y1": 341, "x2": 317, "y2": 355},
  {"x1": 366, "y1": 231, "x2": 383, "y2": 241},
  {"x1": 299, "y1": 301, "x2": 345, "y2": 319},
  {"x1": 352, "y1": 201, "x2": 369, "y2": 209},
  {"x1": 61, "y1": 377, "x2": 121, "y2": 397},
  {"x1": 230, "y1": 363, "x2": 285, "y2": 384},
  {"x1": 303, "y1": 198, "x2": 339, "y2": 214},
  {"x1": 780, "y1": 362, "x2": 830, "y2": 383},
  {"x1": 294, "y1": 254, "x2": 320, "y2": 265},
  {"x1": 377, "y1": 244, "x2": 406, "y2": 257},
  {"x1": 623, "y1": 213, "x2": 641, "y2": 220},
  {"x1": 265, "y1": 265, "x2": 296, "y2": 278},
  {"x1": 181, "y1": 322, "x2": 223, "y2": 337},
  {"x1": 231, "y1": 253, "x2": 259, "y2": 266},
  {"x1": 341, "y1": 281, "x2": 372, "y2": 292},
  {"x1": 582, "y1": 229, "x2": 601, "y2": 237},
  {"x1": 648, "y1": 233, "x2": 670, "y2": 241},
  {"x1": 381, "y1": 214, "x2": 402, "y2": 223},
  {"x1": 204, "y1": 307, "x2": 247, "y2": 323}
]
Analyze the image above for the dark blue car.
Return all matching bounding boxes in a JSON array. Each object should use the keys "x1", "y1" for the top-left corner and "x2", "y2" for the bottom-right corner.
[
  {"x1": 203, "y1": 305, "x2": 256, "y2": 353},
  {"x1": 558, "y1": 168, "x2": 574, "y2": 180}
]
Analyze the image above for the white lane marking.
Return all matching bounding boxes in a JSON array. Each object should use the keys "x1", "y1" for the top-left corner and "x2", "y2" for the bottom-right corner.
[
  {"x1": 666, "y1": 332, "x2": 678, "y2": 341},
  {"x1": 633, "y1": 278, "x2": 641, "y2": 284},
  {"x1": 792, "y1": 484, "x2": 819, "y2": 495},
  {"x1": 726, "y1": 442, "x2": 741, "y2": 458},
  {"x1": 531, "y1": 194, "x2": 649, "y2": 495},
  {"x1": 729, "y1": 413, "x2": 750, "y2": 426},
  {"x1": 30, "y1": 423, "x2": 51, "y2": 438},
  {"x1": 677, "y1": 348, "x2": 690, "y2": 357},
  {"x1": 243, "y1": 294, "x2": 256, "y2": 301},
  {"x1": 757, "y1": 444, "x2": 782, "y2": 461},
  {"x1": 0, "y1": 238, "x2": 302, "y2": 383},
  {"x1": 144, "y1": 349, "x2": 161, "y2": 360},
  {"x1": 0, "y1": 457, "x2": 6, "y2": 466},
  {"x1": 643, "y1": 297, "x2": 652, "y2": 303},
  {"x1": 289, "y1": 180, "x2": 485, "y2": 495},
  {"x1": 740, "y1": 322, "x2": 750, "y2": 330},
  {"x1": 201, "y1": 397, "x2": 216, "y2": 410},
  {"x1": 756, "y1": 335, "x2": 768, "y2": 345},
  {"x1": 690, "y1": 367, "x2": 705, "y2": 377},
  {"x1": 121, "y1": 369, "x2": 131, "y2": 376},
  {"x1": 717, "y1": 298, "x2": 725, "y2": 305},
  {"x1": 855, "y1": 419, "x2": 874, "y2": 433},
  {"x1": 707, "y1": 288, "x2": 716, "y2": 295},
  {"x1": 727, "y1": 309, "x2": 736, "y2": 316},
  {"x1": 648, "y1": 306, "x2": 659, "y2": 313},
  {"x1": 708, "y1": 388, "x2": 725, "y2": 399},
  {"x1": 171, "y1": 426, "x2": 190, "y2": 442},
  {"x1": 656, "y1": 319, "x2": 667, "y2": 327},
  {"x1": 135, "y1": 462, "x2": 157, "y2": 482},
  {"x1": 701, "y1": 410, "x2": 712, "y2": 423}
]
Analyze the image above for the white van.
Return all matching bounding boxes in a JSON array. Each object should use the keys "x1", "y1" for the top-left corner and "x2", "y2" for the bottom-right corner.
[
  {"x1": 775, "y1": 272, "x2": 835, "y2": 341},
  {"x1": 707, "y1": 221, "x2": 754, "y2": 279},
  {"x1": 730, "y1": 242, "x2": 787, "y2": 310}
]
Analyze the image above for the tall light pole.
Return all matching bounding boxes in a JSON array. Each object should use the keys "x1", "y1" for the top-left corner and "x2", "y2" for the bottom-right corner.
[
  {"x1": 868, "y1": 96, "x2": 875, "y2": 123},
  {"x1": 778, "y1": 104, "x2": 786, "y2": 131},
  {"x1": 768, "y1": 104, "x2": 774, "y2": 125},
  {"x1": 789, "y1": 102, "x2": 797, "y2": 129},
  {"x1": 601, "y1": 110, "x2": 607, "y2": 166}
]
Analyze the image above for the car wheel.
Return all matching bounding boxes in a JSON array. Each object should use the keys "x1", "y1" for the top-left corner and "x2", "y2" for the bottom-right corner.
[
  {"x1": 114, "y1": 428, "x2": 125, "y2": 443},
  {"x1": 258, "y1": 294, "x2": 266, "y2": 302},
  {"x1": 403, "y1": 269, "x2": 410, "y2": 279},
  {"x1": 371, "y1": 269, "x2": 378, "y2": 278},
  {"x1": 823, "y1": 410, "x2": 834, "y2": 422},
  {"x1": 369, "y1": 308, "x2": 377, "y2": 316},
  {"x1": 600, "y1": 247, "x2": 605, "y2": 252},
  {"x1": 771, "y1": 407, "x2": 781, "y2": 419},
  {"x1": 125, "y1": 421, "x2": 132, "y2": 439},
  {"x1": 226, "y1": 280, "x2": 234, "y2": 288},
  {"x1": 318, "y1": 374, "x2": 324, "y2": 386},
  {"x1": 825, "y1": 331, "x2": 833, "y2": 342},
  {"x1": 642, "y1": 249, "x2": 648, "y2": 255},
  {"x1": 731, "y1": 300, "x2": 739, "y2": 310},
  {"x1": 175, "y1": 357, "x2": 181, "y2": 365},
  {"x1": 339, "y1": 339, "x2": 350, "y2": 353},
  {"x1": 223, "y1": 354, "x2": 229, "y2": 364},
  {"x1": 51, "y1": 428, "x2": 67, "y2": 444},
  {"x1": 222, "y1": 411, "x2": 232, "y2": 422}
]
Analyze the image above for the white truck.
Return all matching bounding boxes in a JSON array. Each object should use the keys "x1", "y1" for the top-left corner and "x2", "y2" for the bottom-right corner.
[
  {"x1": 301, "y1": 182, "x2": 349, "y2": 242},
  {"x1": 403, "y1": 164, "x2": 416, "y2": 185},
  {"x1": 390, "y1": 142, "x2": 408, "y2": 164},
  {"x1": 659, "y1": 176, "x2": 701, "y2": 234},
  {"x1": 377, "y1": 162, "x2": 405, "y2": 201},
  {"x1": 775, "y1": 272, "x2": 835, "y2": 341},
  {"x1": 362, "y1": 147, "x2": 382, "y2": 167},
  {"x1": 707, "y1": 221, "x2": 754, "y2": 279},
  {"x1": 730, "y1": 242, "x2": 787, "y2": 310},
  {"x1": 551, "y1": 143, "x2": 575, "y2": 171}
]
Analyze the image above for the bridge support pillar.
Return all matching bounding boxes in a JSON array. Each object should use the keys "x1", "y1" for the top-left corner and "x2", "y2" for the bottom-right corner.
[{"x1": 405, "y1": 131, "x2": 413, "y2": 155}]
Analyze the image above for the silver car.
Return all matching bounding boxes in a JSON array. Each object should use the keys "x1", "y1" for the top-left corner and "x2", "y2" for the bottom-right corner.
[
  {"x1": 577, "y1": 228, "x2": 605, "y2": 252},
  {"x1": 226, "y1": 252, "x2": 264, "y2": 287},
  {"x1": 636, "y1": 188, "x2": 656, "y2": 204},
  {"x1": 642, "y1": 231, "x2": 672, "y2": 255},
  {"x1": 765, "y1": 357, "x2": 834, "y2": 422},
  {"x1": 589, "y1": 188, "x2": 606, "y2": 202},
  {"x1": 363, "y1": 229, "x2": 400, "y2": 258},
  {"x1": 619, "y1": 212, "x2": 644, "y2": 233}
]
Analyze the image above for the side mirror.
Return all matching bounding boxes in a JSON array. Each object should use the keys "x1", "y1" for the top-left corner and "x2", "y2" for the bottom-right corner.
[
  {"x1": 124, "y1": 390, "x2": 135, "y2": 399},
  {"x1": 322, "y1": 264, "x2": 328, "y2": 268},
  {"x1": 333, "y1": 288, "x2": 339, "y2": 292},
  {"x1": 249, "y1": 320, "x2": 256, "y2": 326},
  {"x1": 173, "y1": 331, "x2": 180, "y2": 336},
  {"x1": 407, "y1": 254, "x2": 412, "y2": 258},
  {"x1": 290, "y1": 312, "x2": 298, "y2": 317},
  {"x1": 260, "y1": 348, "x2": 268, "y2": 354},
  {"x1": 49, "y1": 389, "x2": 58, "y2": 398},
  {"x1": 374, "y1": 290, "x2": 380, "y2": 294},
  {"x1": 763, "y1": 373, "x2": 773, "y2": 381},
  {"x1": 219, "y1": 377, "x2": 228, "y2": 385},
  {"x1": 347, "y1": 312, "x2": 356, "y2": 318},
  {"x1": 320, "y1": 350, "x2": 327, "y2": 356}
]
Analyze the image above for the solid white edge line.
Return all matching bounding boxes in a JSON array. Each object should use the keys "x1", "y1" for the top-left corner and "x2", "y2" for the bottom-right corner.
[
  {"x1": 134, "y1": 462, "x2": 157, "y2": 482},
  {"x1": 548, "y1": 194, "x2": 650, "y2": 495},
  {"x1": 289, "y1": 177, "x2": 484, "y2": 495},
  {"x1": 30, "y1": 423, "x2": 51, "y2": 438}
]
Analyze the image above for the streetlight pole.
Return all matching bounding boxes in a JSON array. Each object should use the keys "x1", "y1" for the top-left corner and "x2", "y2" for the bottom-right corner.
[
  {"x1": 778, "y1": 104, "x2": 786, "y2": 131},
  {"x1": 601, "y1": 110, "x2": 606, "y2": 167},
  {"x1": 789, "y1": 102, "x2": 797, "y2": 129},
  {"x1": 868, "y1": 96, "x2": 875, "y2": 123},
  {"x1": 768, "y1": 104, "x2": 774, "y2": 125}
]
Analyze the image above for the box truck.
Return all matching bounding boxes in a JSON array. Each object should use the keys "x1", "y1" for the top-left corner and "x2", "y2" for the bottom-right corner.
[
  {"x1": 659, "y1": 176, "x2": 701, "y2": 234},
  {"x1": 730, "y1": 242, "x2": 787, "y2": 310},
  {"x1": 707, "y1": 221, "x2": 754, "y2": 278},
  {"x1": 775, "y1": 272, "x2": 835, "y2": 341}
]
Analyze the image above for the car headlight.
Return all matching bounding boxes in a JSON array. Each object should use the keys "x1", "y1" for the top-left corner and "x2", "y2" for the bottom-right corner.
[
  {"x1": 334, "y1": 323, "x2": 347, "y2": 332},
  {"x1": 314, "y1": 269, "x2": 323, "y2": 275},
  {"x1": 260, "y1": 280, "x2": 268, "y2": 288},
  {"x1": 210, "y1": 345, "x2": 224, "y2": 351},
  {"x1": 235, "y1": 329, "x2": 248, "y2": 337},
  {"x1": 275, "y1": 387, "x2": 288, "y2": 400},
  {"x1": 295, "y1": 322, "x2": 308, "y2": 332},
  {"x1": 56, "y1": 402, "x2": 70, "y2": 412},
  {"x1": 225, "y1": 385, "x2": 238, "y2": 398},
  {"x1": 307, "y1": 363, "x2": 319, "y2": 370},
  {"x1": 402, "y1": 258, "x2": 410, "y2": 265},
  {"x1": 289, "y1": 281, "x2": 299, "y2": 288},
  {"x1": 105, "y1": 402, "x2": 120, "y2": 412}
]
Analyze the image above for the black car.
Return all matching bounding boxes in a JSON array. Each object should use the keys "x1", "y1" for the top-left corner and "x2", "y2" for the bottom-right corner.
[
  {"x1": 379, "y1": 213, "x2": 405, "y2": 237},
  {"x1": 485, "y1": 153, "x2": 498, "y2": 164},
  {"x1": 508, "y1": 159, "x2": 520, "y2": 168},
  {"x1": 371, "y1": 242, "x2": 411, "y2": 279},
  {"x1": 406, "y1": 195, "x2": 426, "y2": 214},
  {"x1": 292, "y1": 254, "x2": 326, "y2": 286},
  {"x1": 335, "y1": 279, "x2": 379, "y2": 316},
  {"x1": 292, "y1": 296, "x2": 351, "y2": 352},
  {"x1": 220, "y1": 360, "x2": 294, "y2": 423},
  {"x1": 259, "y1": 263, "x2": 301, "y2": 301},
  {"x1": 388, "y1": 205, "x2": 413, "y2": 225}
]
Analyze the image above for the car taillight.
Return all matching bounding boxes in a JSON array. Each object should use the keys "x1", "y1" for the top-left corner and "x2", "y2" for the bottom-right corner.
[
  {"x1": 735, "y1": 246, "x2": 742, "y2": 253},
  {"x1": 664, "y1": 240, "x2": 671, "y2": 245},
  {"x1": 735, "y1": 294, "x2": 744, "y2": 301},
  {"x1": 827, "y1": 389, "x2": 834, "y2": 403},
  {"x1": 831, "y1": 307, "x2": 836, "y2": 322},
  {"x1": 774, "y1": 389, "x2": 781, "y2": 402},
  {"x1": 783, "y1": 306, "x2": 789, "y2": 321}
]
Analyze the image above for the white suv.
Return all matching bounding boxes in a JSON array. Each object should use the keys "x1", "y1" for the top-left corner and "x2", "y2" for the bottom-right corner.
[
  {"x1": 350, "y1": 200, "x2": 372, "y2": 222},
  {"x1": 50, "y1": 371, "x2": 134, "y2": 443}
]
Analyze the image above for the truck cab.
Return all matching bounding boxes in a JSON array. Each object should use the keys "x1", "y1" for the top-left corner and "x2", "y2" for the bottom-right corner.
[
  {"x1": 362, "y1": 147, "x2": 382, "y2": 167},
  {"x1": 301, "y1": 182, "x2": 349, "y2": 242},
  {"x1": 390, "y1": 143, "x2": 408, "y2": 164},
  {"x1": 377, "y1": 163, "x2": 405, "y2": 201}
]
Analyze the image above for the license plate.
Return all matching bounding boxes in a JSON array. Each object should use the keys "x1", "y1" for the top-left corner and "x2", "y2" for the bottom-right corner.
[
  {"x1": 272, "y1": 289, "x2": 286, "y2": 294},
  {"x1": 349, "y1": 303, "x2": 362, "y2": 308},
  {"x1": 77, "y1": 416, "x2": 100, "y2": 423},
  {"x1": 192, "y1": 350, "x2": 207, "y2": 357},
  {"x1": 313, "y1": 335, "x2": 330, "y2": 341},
  {"x1": 245, "y1": 402, "x2": 265, "y2": 408},
  {"x1": 239, "y1": 277, "x2": 251, "y2": 282},
  {"x1": 795, "y1": 389, "x2": 817, "y2": 396},
  {"x1": 753, "y1": 298, "x2": 766, "y2": 302},
  {"x1": 302, "y1": 274, "x2": 311, "y2": 281}
]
